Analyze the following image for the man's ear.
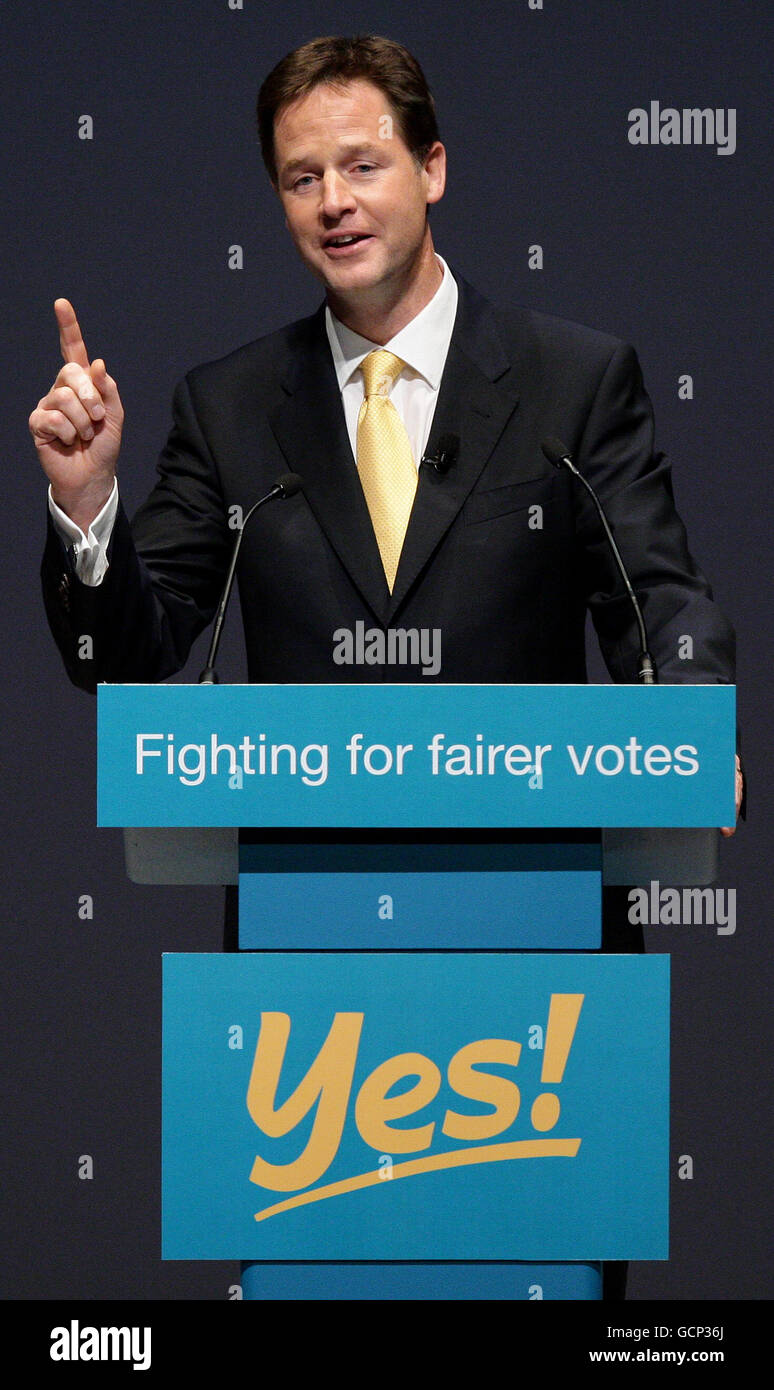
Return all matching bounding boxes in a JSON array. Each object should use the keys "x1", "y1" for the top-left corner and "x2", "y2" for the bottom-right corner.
[{"x1": 423, "y1": 141, "x2": 447, "y2": 207}]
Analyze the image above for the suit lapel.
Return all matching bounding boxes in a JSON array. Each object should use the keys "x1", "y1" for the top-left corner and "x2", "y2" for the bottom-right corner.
[
  {"x1": 387, "y1": 274, "x2": 521, "y2": 617},
  {"x1": 268, "y1": 310, "x2": 392, "y2": 622},
  {"x1": 267, "y1": 274, "x2": 522, "y2": 625}
]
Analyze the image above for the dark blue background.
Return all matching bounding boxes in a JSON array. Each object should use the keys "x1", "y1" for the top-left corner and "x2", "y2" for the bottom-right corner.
[{"x1": 2, "y1": 0, "x2": 771, "y2": 1299}]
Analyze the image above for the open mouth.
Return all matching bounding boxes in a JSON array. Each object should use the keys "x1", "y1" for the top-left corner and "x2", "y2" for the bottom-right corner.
[{"x1": 323, "y1": 234, "x2": 373, "y2": 255}]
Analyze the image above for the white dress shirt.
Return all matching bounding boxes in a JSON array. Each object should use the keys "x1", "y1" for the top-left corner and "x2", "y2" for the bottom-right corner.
[
  {"x1": 49, "y1": 253, "x2": 458, "y2": 585},
  {"x1": 325, "y1": 252, "x2": 458, "y2": 469}
]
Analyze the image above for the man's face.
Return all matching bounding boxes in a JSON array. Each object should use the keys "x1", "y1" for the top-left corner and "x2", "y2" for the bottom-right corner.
[{"x1": 273, "y1": 79, "x2": 445, "y2": 302}]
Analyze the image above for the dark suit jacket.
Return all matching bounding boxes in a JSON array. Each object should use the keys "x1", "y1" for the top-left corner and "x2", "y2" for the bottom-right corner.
[{"x1": 42, "y1": 272, "x2": 736, "y2": 691}]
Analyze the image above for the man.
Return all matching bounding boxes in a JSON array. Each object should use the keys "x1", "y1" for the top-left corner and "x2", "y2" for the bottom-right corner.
[
  {"x1": 33, "y1": 36, "x2": 739, "y2": 723},
  {"x1": 33, "y1": 34, "x2": 742, "y2": 827}
]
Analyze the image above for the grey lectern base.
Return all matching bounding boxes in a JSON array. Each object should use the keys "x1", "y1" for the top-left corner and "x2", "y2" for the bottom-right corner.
[
  {"x1": 124, "y1": 827, "x2": 239, "y2": 884},
  {"x1": 123, "y1": 826, "x2": 719, "y2": 887},
  {"x1": 601, "y1": 828, "x2": 718, "y2": 885}
]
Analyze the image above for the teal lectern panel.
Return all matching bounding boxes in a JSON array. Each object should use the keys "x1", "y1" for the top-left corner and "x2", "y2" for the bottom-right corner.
[
  {"x1": 238, "y1": 833, "x2": 602, "y2": 948},
  {"x1": 162, "y1": 952, "x2": 669, "y2": 1261},
  {"x1": 98, "y1": 683, "x2": 735, "y2": 828},
  {"x1": 239, "y1": 1261, "x2": 602, "y2": 1300}
]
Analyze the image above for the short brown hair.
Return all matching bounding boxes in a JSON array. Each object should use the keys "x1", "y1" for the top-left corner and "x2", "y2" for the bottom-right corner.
[{"x1": 257, "y1": 34, "x2": 440, "y2": 185}]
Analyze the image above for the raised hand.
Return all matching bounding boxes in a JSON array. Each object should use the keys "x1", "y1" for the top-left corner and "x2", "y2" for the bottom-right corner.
[{"x1": 29, "y1": 299, "x2": 124, "y2": 532}]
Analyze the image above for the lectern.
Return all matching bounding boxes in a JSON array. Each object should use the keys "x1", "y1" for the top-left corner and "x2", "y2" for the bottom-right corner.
[{"x1": 98, "y1": 682, "x2": 735, "y2": 1300}]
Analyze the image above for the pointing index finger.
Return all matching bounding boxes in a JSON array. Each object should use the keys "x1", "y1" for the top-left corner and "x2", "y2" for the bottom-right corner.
[{"x1": 55, "y1": 298, "x2": 90, "y2": 369}]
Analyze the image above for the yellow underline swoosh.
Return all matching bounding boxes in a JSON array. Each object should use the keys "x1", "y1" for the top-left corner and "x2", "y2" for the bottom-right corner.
[{"x1": 254, "y1": 1137, "x2": 581, "y2": 1223}]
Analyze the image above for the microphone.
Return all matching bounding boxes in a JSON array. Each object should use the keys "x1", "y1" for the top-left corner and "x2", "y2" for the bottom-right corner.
[
  {"x1": 421, "y1": 433, "x2": 460, "y2": 474},
  {"x1": 540, "y1": 437, "x2": 656, "y2": 684},
  {"x1": 198, "y1": 472, "x2": 304, "y2": 684}
]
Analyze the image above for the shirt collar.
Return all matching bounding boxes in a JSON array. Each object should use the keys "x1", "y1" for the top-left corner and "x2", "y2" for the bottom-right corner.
[{"x1": 325, "y1": 253, "x2": 458, "y2": 392}]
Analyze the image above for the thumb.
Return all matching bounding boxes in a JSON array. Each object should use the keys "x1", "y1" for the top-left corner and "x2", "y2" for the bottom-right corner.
[{"x1": 91, "y1": 358, "x2": 121, "y2": 412}]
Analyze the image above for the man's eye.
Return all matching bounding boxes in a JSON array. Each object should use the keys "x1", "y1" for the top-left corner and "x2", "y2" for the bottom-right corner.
[
  {"x1": 353, "y1": 163, "x2": 376, "y2": 173},
  {"x1": 292, "y1": 175, "x2": 315, "y2": 189}
]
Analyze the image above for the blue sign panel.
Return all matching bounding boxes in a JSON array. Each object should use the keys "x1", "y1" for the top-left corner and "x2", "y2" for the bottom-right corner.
[
  {"x1": 238, "y1": 871, "x2": 601, "y2": 950},
  {"x1": 98, "y1": 683, "x2": 735, "y2": 828},
  {"x1": 239, "y1": 833, "x2": 601, "y2": 949},
  {"x1": 239, "y1": 1260, "x2": 602, "y2": 1301},
  {"x1": 162, "y1": 952, "x2": 669, "y2": 1260}
]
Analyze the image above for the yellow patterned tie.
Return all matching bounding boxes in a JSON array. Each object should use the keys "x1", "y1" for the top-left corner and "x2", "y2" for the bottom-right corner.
[{"x1": 356, "y1": 349, "x2": 418, "y2": 591}]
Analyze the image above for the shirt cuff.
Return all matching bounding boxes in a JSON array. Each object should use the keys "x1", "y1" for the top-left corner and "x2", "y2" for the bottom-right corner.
[{"x1": 48, "y1": 479, "x2": 119, "y2": 586}]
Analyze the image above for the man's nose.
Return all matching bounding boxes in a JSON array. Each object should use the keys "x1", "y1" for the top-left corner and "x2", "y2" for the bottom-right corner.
[{"x1": 320, "y1": 170, "x2": 357, "y2": 217}]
